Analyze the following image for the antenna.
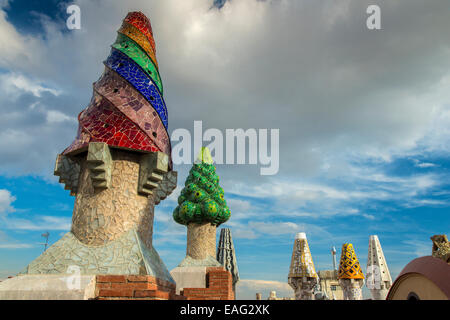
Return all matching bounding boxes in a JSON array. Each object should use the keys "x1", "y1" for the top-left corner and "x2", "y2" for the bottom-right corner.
[
  {"x1": 331, "y1": 246, "x2": 337, "y2": 271},
  {"x1": 40, "y1": 232, "x2": 50, "y2": 252}
]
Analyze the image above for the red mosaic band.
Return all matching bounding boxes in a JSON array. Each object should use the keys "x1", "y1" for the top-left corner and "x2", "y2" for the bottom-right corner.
[
  {"x1": 63, "y1": 92, "x2": 160, "y2": 155},
  {"x1": 93, "y1": 67, "x2": 171, "y2": 156},
  {"x1": 124, "y1": 11, "x2": 156, "y2": 53}
]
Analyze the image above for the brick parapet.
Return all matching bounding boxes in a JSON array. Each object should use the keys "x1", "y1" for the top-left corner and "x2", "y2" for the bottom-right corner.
[
  {"x1": 94, "y1": 275, "x2": 186, "y2": 300},
  {"x1": 181, "y1": 267, "x2": 234, "y2": 300}
]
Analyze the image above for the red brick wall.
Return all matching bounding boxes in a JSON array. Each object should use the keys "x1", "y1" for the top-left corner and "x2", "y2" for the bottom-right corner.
[
  {"x1": 181, "y1": 267, "x2": 234, "y2": 300},
  {"x1": 94, "y1": 275, "x2": 186, "y2": 300}
]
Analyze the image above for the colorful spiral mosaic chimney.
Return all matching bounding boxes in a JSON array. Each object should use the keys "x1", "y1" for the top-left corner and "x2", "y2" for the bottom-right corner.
[
  {"x1": 9, "y1": 12, "x2": 179, "y2": 300},
  {"x1": 338, "y1": 243, "x2": 365, "y2": 300},
  {"x1": 288, "y1": 233, "x2": 318, "y2": 300},
  {"x1": 63, "y1": 11, "x2": 170, "y2": 160}
]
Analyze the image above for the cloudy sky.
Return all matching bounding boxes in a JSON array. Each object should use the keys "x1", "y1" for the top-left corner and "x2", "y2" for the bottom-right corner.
[{"x1": 0, "y1": 0, "x2": 449, "y2": 299}]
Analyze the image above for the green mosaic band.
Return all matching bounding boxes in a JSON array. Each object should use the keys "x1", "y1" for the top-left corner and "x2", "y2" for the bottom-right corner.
[
  {"x1": 112, "y1": 33, "x2": 164, "y2": 94},
  {"x1": 118, "y1": 21, "x2": 158, "y2": 69}
]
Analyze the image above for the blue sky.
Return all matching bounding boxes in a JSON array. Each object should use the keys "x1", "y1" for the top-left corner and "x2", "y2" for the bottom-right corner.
[{"x1": 0, "y1": 0, "x2": 449, "y2": 299}]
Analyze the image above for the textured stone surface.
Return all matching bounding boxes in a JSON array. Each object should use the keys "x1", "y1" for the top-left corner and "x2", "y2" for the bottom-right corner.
[
  {"x1": 54, "y1": 154, "x2": 81, "y2": 196},
  {"x1": 217, "y1": 228, "x2": 239, "y2": 291},
  {"x1": 87, "y1": 142, "x2": 112, "y2": 190},
  {"x1": 187, "y1": 223, "x2": 217, "y2": 260},
  {"x1": 431, "y1": 234, "x2": 450, "y2": 263},
  {"x1": 339, "y1": 278, "x2": 364, "y2": 300},
  {"x1": 0, "y1": 275, "x2": 96, "y2": 300},
  {"x1": 20, "y1": 229, "x2": 174, "y2": 284},
  {"x1": 72, "y1": 149, "x2": 154, "y2": 247},
  {"x1": 138, "y1": 151, "x2": 168, "y2": 196},
  {"x1": 177, "y1": 255, "x2": 222, "y2": 268},
  {"x1": 288, "y1": 277, "x2": 317, "y2": 300}
]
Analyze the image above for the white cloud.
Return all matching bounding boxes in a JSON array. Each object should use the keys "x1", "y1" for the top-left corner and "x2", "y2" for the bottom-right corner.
[
  {"x1": 46, "y1": 110, "x2": 76, "y2": 124},
  {"x1": 402, "y1": 239, "x2": 431, "y2": 258},
  {"x1": 0, "y1": 0, "x2": 448, "y2": 178},
  {"x1": 226, "y1": 221, "x2": 333, "y2": 240},
  {"x1": 228, "y1": 198, "x2": 252, "y2": 212},
  {"x1": 0, "y1": 189, "x2": 15, "y2": 216},
  {"x1": 0, "y1": 243, "x2": 34, "y2": 249},
  {"x1": 249, "y1": 221, "x2": 299, "y2": 236},
  {"x1": 0, "y1": 73, "x2": 61, "y2": 98},
  {"x1": 236, "y1": 279, "x2": 294, "y2": 300},
  {"x1": 413, "y1": 160, "x2": 437, "y2": 168},
  {"x1": 2, "y1": 215, "x2": 71, "y2": 231},
  {"x1": 0, "y1": 10, "x2": 41, "y2": 70}
]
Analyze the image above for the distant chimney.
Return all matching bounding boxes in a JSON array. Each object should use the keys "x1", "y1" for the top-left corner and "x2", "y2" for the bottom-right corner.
[
  {"x1": 331, "y1": 246, "x2": 337, "y2": 271},
  {"x1": 288, "y1": 233, "x2": 318, "y2": 300},
  {"x1": 269, "y1": 291, "x2": 277, "y2": 300}
]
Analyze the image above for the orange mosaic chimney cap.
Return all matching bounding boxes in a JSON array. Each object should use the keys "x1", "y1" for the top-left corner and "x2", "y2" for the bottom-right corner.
[{"x1": 338, "y1": 243, "x2": 365, "y2": 280}]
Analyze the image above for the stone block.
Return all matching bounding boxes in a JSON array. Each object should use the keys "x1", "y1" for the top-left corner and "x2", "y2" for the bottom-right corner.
[
  {"x1": 170, "y1": 266, "x2": 207, "y2": 295},
  {"x1": 178, "y1": 267, "x2": 234, "y2": 300},
  {"x1": 0, "y1": 275, "x2": 96, "y2": 300}
]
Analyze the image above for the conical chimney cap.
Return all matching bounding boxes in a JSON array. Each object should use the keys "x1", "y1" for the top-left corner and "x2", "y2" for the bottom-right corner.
[
  {"x1": 288, "y1": 233, "x2": 317, "y2": 278},
  {"x1": 338, "y1": 243, "x2": 364, "y2": 280}
]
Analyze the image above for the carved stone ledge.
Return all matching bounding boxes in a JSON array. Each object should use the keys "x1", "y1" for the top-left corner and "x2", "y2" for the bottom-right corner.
[
  {"x1": 87, "y1": 142, "x2": 112, "y2": 190},
  {"x1": 154, "y1": 171, "x2": 177, "y2": 205},
  {"x1": 138, "y1": 151, "x2": 168, "y2": 196},
  {"x1": 54, "y1": 154, "x2": 81, "y2": 196}
]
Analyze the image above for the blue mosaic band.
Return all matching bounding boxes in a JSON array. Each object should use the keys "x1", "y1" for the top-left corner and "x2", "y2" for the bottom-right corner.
[{"x1": 104, "y1": 48, "x2": 168, "y2": 129}]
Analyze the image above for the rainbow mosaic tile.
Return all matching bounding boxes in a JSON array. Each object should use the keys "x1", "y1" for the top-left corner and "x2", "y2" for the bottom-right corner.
[
  {"x1": 124, "y1": 11, "x2": 156, "y2": 53},
  {"x1": 112, "y1": 33, "x2": 163, "y2": 94},
  {"x1": 104, "y1": 48, "x2": 168, "y2": 129},
  {"x1": 63, "y1": 93, "x2": 160, "y2": 155},
  {"x1": 62, "y1": 11, "x2": 169, "y2": 157},
  {"x1": 94, "y1": 67, "x2": 170, "y2": 155},
  {"x1": 118, "y1": 22, "x2": 158, "y2": 68}
]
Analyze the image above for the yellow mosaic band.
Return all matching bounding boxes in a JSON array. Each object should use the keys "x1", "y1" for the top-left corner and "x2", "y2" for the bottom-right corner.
[
  {"x1": 338, "y1": 243, "x2": 365, "y2": 279},
  {"x1": 118, "y1": 21, "x2": 158, "y2": 68}
]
